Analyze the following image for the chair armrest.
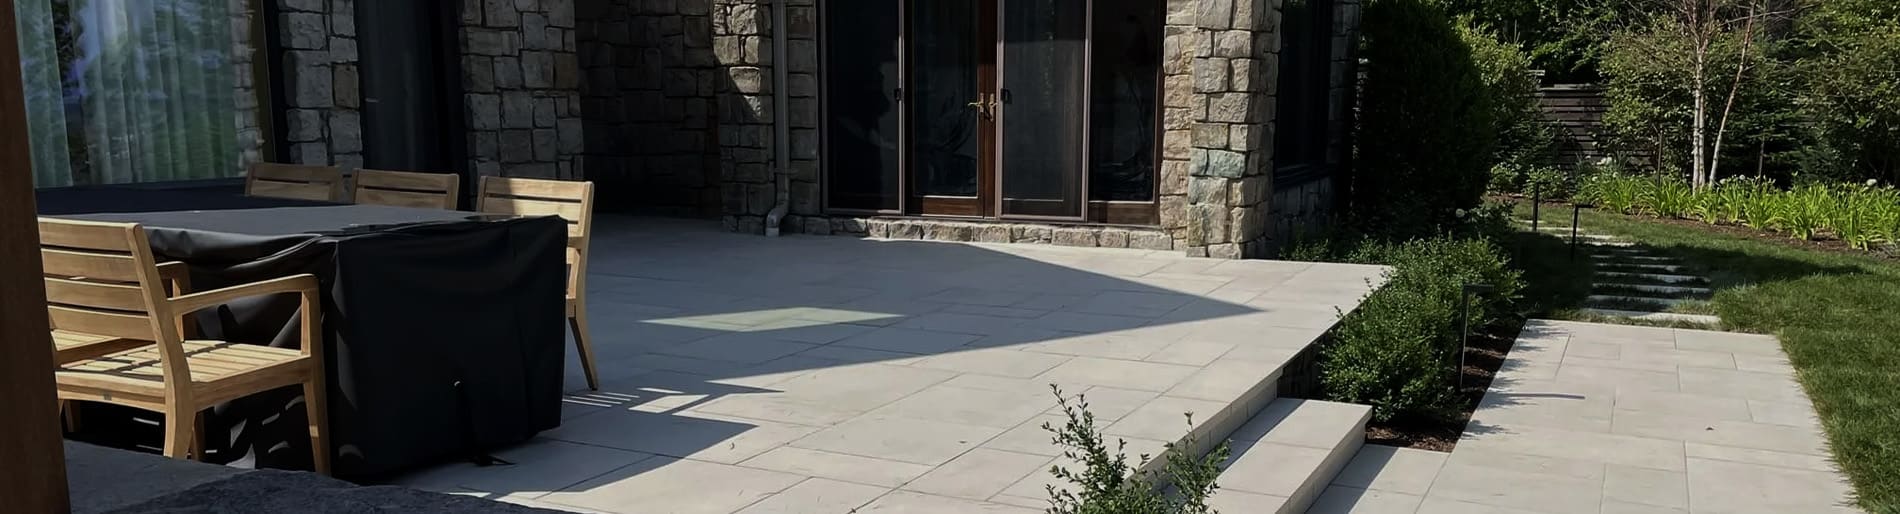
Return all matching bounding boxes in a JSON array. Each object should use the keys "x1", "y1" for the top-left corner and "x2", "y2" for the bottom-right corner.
[
  {"x1": 156, "y1": 261, "x2": 191, "y2": 294},
  {"x1": 169, "y1": 274, "x2": 320, "y2": 316}
]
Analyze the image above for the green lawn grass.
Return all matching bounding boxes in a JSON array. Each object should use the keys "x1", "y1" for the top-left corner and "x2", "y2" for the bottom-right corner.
[{"x1": 1514, "y1": 202, "x2": 1900, "y2": 512}]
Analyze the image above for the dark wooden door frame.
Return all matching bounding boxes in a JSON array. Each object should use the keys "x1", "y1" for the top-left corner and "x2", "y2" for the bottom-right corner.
[{"x1": 0, "y1": 0, "x2": 74, "y2": 511}]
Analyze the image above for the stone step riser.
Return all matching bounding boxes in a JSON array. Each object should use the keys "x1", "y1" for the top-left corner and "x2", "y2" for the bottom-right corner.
[
  {"x1": 1597, "y1": 263, "x2": 1689, "y2": 273},
  {"x1": 1593, "y1": 283, "x2": 1713, "y2": 295},
  {"x1": 1586, "y1": 295, "x2": 1691, "y2": 308},
  {"x1": 1578, "y1": 307, "x2": 1720, "y2": 325},
  {"x1": 1211, "y1": 399, "x2": 1373, "y2": 514},
  {"x1": 1596, "y1": 271, "x2": 1708, "y2": 284}
]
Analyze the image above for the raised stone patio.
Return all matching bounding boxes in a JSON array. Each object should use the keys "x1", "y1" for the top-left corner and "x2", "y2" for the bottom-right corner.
[
  {"x1": 388, "y1": 217, "x2": 1386, "y2": 512},
  {"x1": 1310, "y1": 320, "x2": 1860, "y2": 514}
]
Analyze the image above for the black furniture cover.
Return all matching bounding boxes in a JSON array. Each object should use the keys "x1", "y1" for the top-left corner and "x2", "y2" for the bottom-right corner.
[{"x1": 38, "y1": 188, "x2": 568, "y2": 479}]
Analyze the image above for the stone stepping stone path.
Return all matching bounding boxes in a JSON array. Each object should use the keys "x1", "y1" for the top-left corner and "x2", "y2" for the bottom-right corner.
[{"x1": 1516, "y1": 219, "x2": 1723, "y2": 327}]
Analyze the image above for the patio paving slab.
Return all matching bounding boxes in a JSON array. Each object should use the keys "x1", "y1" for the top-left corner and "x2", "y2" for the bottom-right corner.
[
  {"x1": 1335, "y1": 320, "x2": 1860, "y2": 514},
  {"x1": 388, "y1": 218, "x2": 1386, "y2": 513}
]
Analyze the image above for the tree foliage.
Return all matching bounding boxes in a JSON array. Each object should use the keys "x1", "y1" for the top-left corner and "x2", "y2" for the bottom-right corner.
[
  {"x1": 1348, "y1": 0, "x2": 1497, "y2": 239},
  {"x1": 1790, "y1": 0, "x2": 1900, "y2": 184}
]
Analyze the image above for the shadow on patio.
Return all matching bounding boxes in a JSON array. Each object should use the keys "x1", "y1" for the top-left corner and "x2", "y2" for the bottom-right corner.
[{"x1": 390, "y1": 216, "x2": 1385, "y2": 511}]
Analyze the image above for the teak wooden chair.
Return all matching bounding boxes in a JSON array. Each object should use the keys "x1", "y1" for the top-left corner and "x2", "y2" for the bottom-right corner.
[
  {"x1": 475, "y1": 177, "x2": 600, "y2": 390},
  {"x1": 246, "y1": 162, "x2": 345, "y2": 202},
  {"x1": 352, "y1": 169, "x2": 461, "y2": 210},
  {"x1": 39, "y1": 218, "x2": 330, "y2": 474}
]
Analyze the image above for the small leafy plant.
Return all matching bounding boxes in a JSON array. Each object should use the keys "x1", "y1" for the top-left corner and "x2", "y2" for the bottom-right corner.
[{"x1": 1043, "y1": 385, "x2": 1231, "y2": 514}]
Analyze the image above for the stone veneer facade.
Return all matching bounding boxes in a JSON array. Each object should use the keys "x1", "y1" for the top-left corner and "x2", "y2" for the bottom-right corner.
[
  {"x1": 570, "y1": 0, "x2": 1357, "y2": 258},
  {"x1": 274, "y1": 0, "x2": 361, "y2": 168},
  {"x1": 254, "y1": 0, "x2": 1354, "y2": 258},
  {"x1": 1265, "y1": 0, "x2": 1361, "y2": 253},
  {"x1": 272, "y1": 0, "x2": 583, "y2": 180},
  {"x1": 461, "y1": 0, "x2": 586, "y2": 180}
]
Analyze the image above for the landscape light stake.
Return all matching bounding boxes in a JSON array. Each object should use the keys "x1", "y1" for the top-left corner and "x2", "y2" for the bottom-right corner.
[
  {"x1": 1531, "y1": 183, "x2": 1541, "y2": 232},
  {"x1": 1457, "y1": 283, "x2": 1496, "y2": 391},
  {"x1": 1570, "y1": 204, "x2": 1582, "y2": 261}
]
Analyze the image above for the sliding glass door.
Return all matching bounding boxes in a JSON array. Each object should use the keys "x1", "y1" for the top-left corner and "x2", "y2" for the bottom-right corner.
[{"x1": 822, "y1": 0, "x2": 1159, "y2": 223}]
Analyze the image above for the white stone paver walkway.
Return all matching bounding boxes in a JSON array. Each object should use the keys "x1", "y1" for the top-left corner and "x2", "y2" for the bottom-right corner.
[
  {"x1": 387, "y1": 218, "x2": 1385, "y2": 513},
  {"x1": 1310, "y1": 320, "x2": 1859, "y2": 514}
]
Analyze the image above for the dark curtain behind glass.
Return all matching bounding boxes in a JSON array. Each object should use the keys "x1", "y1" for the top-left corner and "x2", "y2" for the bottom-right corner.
[
  {"x1": 1089, "y1": 0, "x2": 1161, "y2": 202},
  {"x1": 909, "y1": 0, "x2": 982, "y2": 197},
  {"x1": 1000, "y1": 0, "x2": 1088, "y2": 217},
  {"x1": 823, "y1": 0, "x2": 902, "y2": 210}
]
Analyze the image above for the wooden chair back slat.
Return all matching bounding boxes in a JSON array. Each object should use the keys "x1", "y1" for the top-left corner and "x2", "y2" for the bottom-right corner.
[
  {"x1": 247, "y1": 163, "x2": 344, "y2": 202},
  {"x1": 40, "y1": 249, "x2": 142, "y2": 282},
  {"x1": 475, "y1": 177, "x2": 594, "y2": 299},
  {"x1": 36, "y1": 218, "x2": 183, "y2": 374},
  {"x1": 353, "y1": 169, "x2": 460, "y2": 210},
  {"x1": 47, "y1": 306, "x2": 155, "y2": 340},
  {"x1": 44, "y1": 277, "x2": 149, "y2": 313}
]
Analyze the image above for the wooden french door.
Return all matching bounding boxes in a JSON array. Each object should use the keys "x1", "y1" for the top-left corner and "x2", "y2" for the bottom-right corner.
[
  {"x1": 906, "y1": 0, "x2": 995, "y2": 217},
  {"x1": 823, "y1": 0, "x2": 1160, "y2": 223},
  {"x1": 908, "y1": 0, "x2": 1092, "y2": 220}
]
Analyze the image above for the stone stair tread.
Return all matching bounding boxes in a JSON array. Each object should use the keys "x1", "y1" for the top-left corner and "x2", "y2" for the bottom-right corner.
[
  {"x1": 1597, "y1": 262, "x2": 1687, "y2": 272},
  {"x1": 1215, "y1": 399, "x2": 1371, "y2": 514},
  {"x1": 1585, "y1": 294, "x2": 1690, "y2": 307},
  {"x1": 1596, "y1": 271, "x2": 1707, "y2": 283},
  {"x1": 1593, "y1": 254, "x2": 1677, "y2": 262},
  {"x1": 1578, "y1": 307, "x2": 1720, "y2": 325},
  {"x1": 1594, "y1": 283, "x2": 1712, "y2": 294}
]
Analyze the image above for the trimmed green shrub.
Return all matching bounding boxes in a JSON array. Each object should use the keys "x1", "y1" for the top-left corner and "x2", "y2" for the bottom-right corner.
[
  {"x1": 1348, "y1": 0, "x2": 1497, "y2": 240},
  {"x1": 1042, "y1": 386, "x2": 1229, "y2": 514},
  {"x1": 1307, "y1": 236, "x2": 1524, "y2": 422},
  {"x1": 1461, "y1": 19, "x2": 1554, "y2": 171}
]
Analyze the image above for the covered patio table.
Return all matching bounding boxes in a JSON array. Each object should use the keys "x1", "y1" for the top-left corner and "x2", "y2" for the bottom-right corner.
[{"x1": 36, "y1": 187, "x2": 569, "y2": 479}]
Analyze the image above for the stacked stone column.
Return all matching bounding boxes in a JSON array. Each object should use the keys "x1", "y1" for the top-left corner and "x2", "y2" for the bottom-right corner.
[
  {"x1": 713, "y1": 0, "x2": 774, "y2": 234},
  {"x1": 1163, "y1": 0, "x2": 1281, "y2": 258},
  {"x1": 276, "y1": 0, "x2": 360, "y2": 168},
  {"x1": 462, "y1": 0, "x2": 585, "y2": 179}
]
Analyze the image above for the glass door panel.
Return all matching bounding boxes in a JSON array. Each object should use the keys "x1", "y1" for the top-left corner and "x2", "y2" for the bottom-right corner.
[
  {"x1": 1089, "y1": 0, "x2": 1161, "y2": 204},
  {"x1": 999, "y1": 0, "x2": 1088, "y2": 218},
  {"x1": 824, "y1": 0, "x2": 902, "y2": 211},
  {"x1": 908, "y1": 0, "x2": 987, "y2": 214}
]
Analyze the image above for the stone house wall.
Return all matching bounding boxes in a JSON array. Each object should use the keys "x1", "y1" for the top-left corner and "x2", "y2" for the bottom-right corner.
[
  {"x1": 573, "y1": 0, "x2": 722, "y2": 217},
  {"x1": 270, "y1": 0, "x2": 583, "y2": 180},
  {"x1": 274, "y1": 0, "x2": 361, "y2": 168},
  {"x1": 461, "y1": 0, "x2": 586, "y2": 180}
]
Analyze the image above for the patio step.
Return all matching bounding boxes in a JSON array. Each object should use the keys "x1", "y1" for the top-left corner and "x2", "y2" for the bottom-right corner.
[
  {"x1": 1596, "y1": 271, "x2": 1708, "y2": 284},
  {"x1": 1578, "y1": 307, "x2": 1720, "y2": 326},
  {"x1": 1586, "y1": 240, "x2": 1639, "y2": 248},
  {"x1": 1594, "y1": 283, "x2": 1713, "y2": 295},
  {"x1": 1585, "y1": 294, "x2": 1692, "y2": 308},
  {"x1": 1211, "y1": 399, "x2": 1371, "y2": 514},
  {"x1": 1593, "y1": 253, "x2": 1677, "y2": 263},
  {"x1": 1596, "y1": 262, "x2": 1689, "y2": 273}
]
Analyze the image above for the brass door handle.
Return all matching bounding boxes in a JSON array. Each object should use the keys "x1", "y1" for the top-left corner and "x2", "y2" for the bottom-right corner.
[{"x1": 967, "y1": 93, "x2": 1000, "y2": 119}]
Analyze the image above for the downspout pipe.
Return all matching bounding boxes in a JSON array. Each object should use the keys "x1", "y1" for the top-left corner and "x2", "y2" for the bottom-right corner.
[{"x1": 763, "y1": 0, "x2": 792, "y2": 237}]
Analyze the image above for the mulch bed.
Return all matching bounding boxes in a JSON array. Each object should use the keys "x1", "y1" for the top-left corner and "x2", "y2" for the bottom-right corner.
[{"x1": 1363, "y1": 323, "x2": 1521, "y2": 452}]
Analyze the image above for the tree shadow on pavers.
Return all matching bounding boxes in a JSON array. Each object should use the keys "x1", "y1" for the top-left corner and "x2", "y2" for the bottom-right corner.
[{"x1": 376, "y1": 216, "x2": 1389, "y2": 493}]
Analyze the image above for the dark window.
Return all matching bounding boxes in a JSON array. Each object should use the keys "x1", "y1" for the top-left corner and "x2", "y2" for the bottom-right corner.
[
  {"x1": 1088, "y1": 0, "x2": 1161, "y2": 203},
  {"x1": 822, "y1": 0, "x2": 903, "y2": 210},
  {"x1": 1273, "y1": 0, "x2": 1336, "y2": 179}
]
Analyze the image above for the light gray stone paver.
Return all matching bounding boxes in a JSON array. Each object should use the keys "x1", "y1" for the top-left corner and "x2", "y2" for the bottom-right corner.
[
  {"x1": 738, "y1": 447, "x2": 934, "y2": 488},
  {"x1": 539, "y1": 457, "x2": 805, "y2": 514},
  {"x1": 858, "y1": 490, "x2": 1041, "y2": 513},
  {"x1": 789, "y1": 414, "x2": 1005, "y2": 466},
  {"x1": 382, "y1": 219, "x2": 1387, "y2": 513},
  {"x1": 1330, "y1": 446, "x2": 1447, "y2": 495},
  {"x1": 902, "y1": 448, "x2": 1052, "y2": 500},
  {"x1": 1404, "y1": 320, "x2": 1859, "y2": 514},
  {"x1": 1308, "y1": 486, "x2": 1426, "y2": 514},
  {"x1": 733, "y1": 478, "x2": 888, "y2": 514}
]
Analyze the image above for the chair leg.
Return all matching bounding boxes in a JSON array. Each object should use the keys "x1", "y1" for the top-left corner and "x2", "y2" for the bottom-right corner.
[
  {"x1": 569, "y1": 310, "x2": 600, "y2": 391},
  {"x1": 61, "y1": 400, "x2": 79, "y2": 432},
  {"x1": 303, "y1": 379, "x2": 331, "y2": 476},
  {"x1": 192, "y1": 411, "x2": 207, "y2": 460},
  {"x1": 163, "y1": 407, "x2": 197, "y2": 461}
]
